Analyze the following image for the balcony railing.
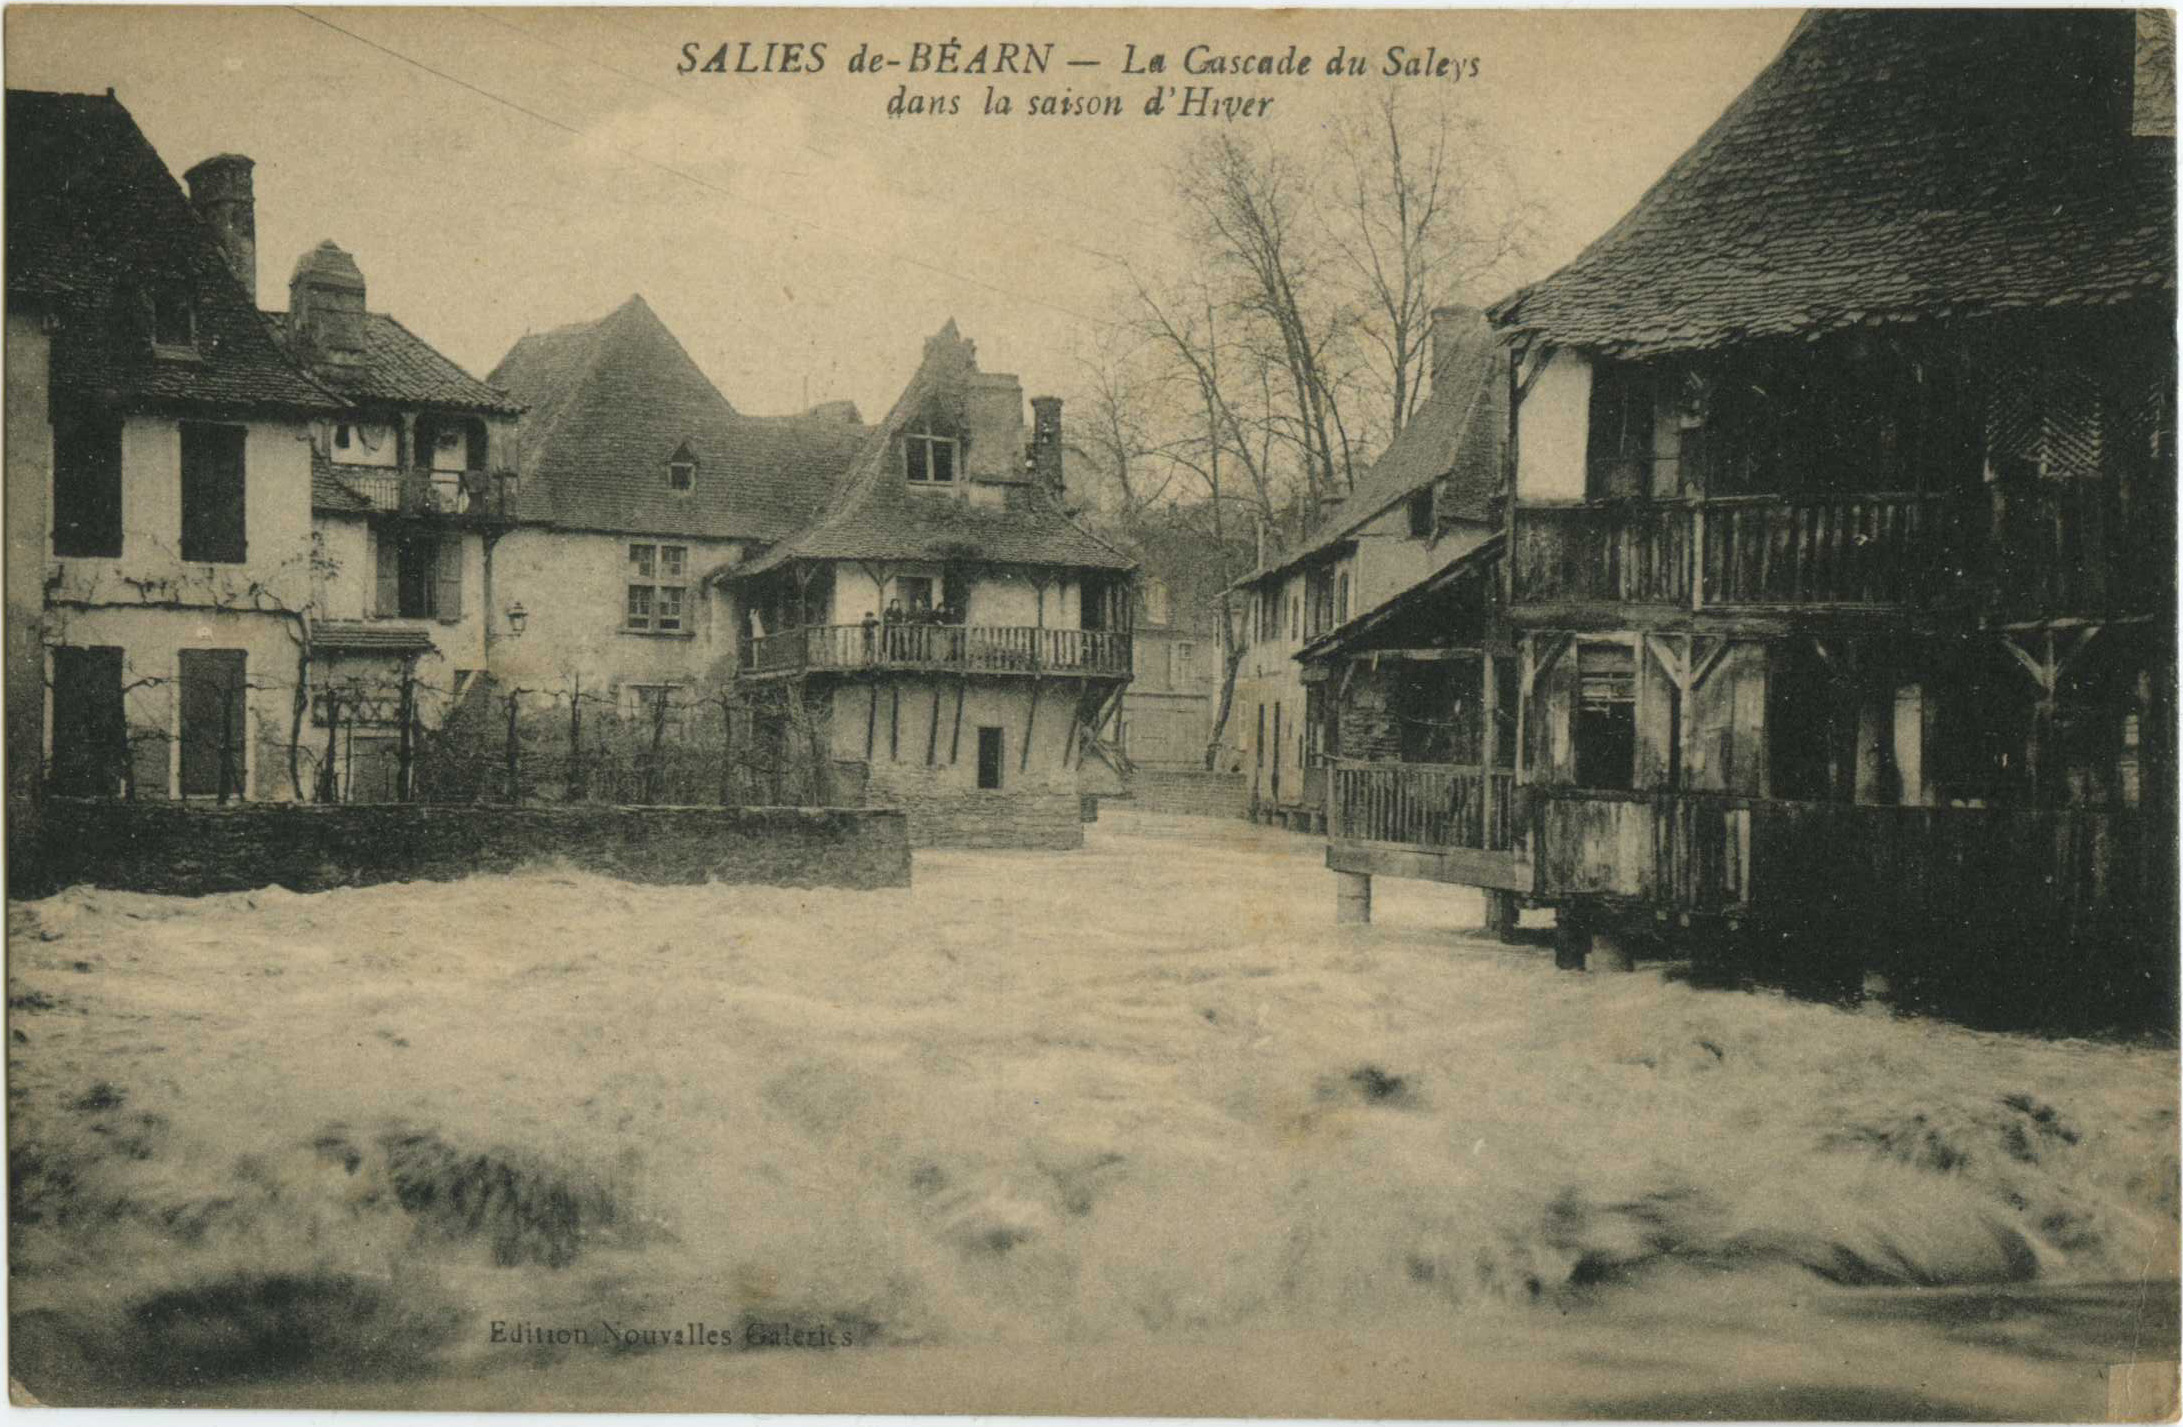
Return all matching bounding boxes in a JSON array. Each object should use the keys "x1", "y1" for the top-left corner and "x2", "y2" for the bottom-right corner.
[
  {"x1": 742, "y1": 623, "x2": 1133, "y2": 679},
  {"x1": 323, "y1": 464, "x2": 520, "y2": 521},
  {"x1": 1329, "y1": 759, "x2": 1520, "y2": 853},
  {"x1": 1510, "y1": 483, "x2": 2165, "y2": 621}
]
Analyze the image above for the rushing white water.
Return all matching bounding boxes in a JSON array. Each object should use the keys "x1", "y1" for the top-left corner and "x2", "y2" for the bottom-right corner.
[{"x1": 9, "y1": 811, "x2": 2176, "y2": 1414}]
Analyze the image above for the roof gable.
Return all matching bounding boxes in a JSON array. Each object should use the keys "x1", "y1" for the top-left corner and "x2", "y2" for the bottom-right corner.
[
  {"x1": 264, "y1": 311, "x2": 522, "y2": 417},
  {"x1": 1493, "y1": 11, "x2": 2177, "y2": 356},
  {"x1": 485, "y1": 295, "x2": 866, "y2": 539},
  {"x1": 729, "y1": 322, "x2": 1134, "y2": 579},
  {"x1": 6, "y1": 88, "x2": 343, "y2": 414}
]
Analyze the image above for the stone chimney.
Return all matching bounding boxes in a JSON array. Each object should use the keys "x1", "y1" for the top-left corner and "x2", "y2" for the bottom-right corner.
[
  {"x1": 1029, "y1": 396, "x2": 1064, "y2": 494},
  {"x1": 1429, "y1": 305, "x2": 1487, "y2": 394},
  {"x1": 963, "y1": 371, "x2": 1027, "y2": 482},
  {"x1": 288, "y1": 240, "x2": 369, "y2": 365},
  {"x1": 183, "y1": 154, "x2": 257, "y2": 303}
]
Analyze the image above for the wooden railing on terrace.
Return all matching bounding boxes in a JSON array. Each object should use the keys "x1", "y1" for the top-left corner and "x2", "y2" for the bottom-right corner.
[
  {"x1": 1510, "y1": 483, "x2": 2165, "y2": 619},
  {"x1": 1329, "y1": 759, "x2": 1519, "y2": 853},
  {"x1": 322, "y1": 464, "x2": 519, "y2": 520},
  {"x1": 742, "y1": 623, "x2": 1133, "y2": 678}
]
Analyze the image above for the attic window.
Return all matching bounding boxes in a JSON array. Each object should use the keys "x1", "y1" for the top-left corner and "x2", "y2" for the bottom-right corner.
[
  {"x1": 1406, "y1": 489, "x2": 1434, "y2": 538},
  {"x1": 906, "y1": 423, "x2": 957, "y2": 485},
  {"x1": 668, "y1": 442, "x2": 697, "y2": 493},
  {"x1": 148, "y1": 285, "x2": 196, "y2": 352}
]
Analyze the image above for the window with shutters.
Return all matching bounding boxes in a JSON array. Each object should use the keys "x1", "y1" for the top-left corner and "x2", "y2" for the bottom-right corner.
[
  {"x1": 374, "y1": 531, "x2": 462, "y2": 621},
  {"x1": 178, "y1": 422, "x2": 246, "y2": 563},
  {"x1": 626, "y1": 542, "x2": 689, "y2": 633},
  {"x1": 53, "y1": 404, "x2": 123, "y2": 558},
  {"x1": 48, "y1": 645, "x2": 126, "y2": 797}
]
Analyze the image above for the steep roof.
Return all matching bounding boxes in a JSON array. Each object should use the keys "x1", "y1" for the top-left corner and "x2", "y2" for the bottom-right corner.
[
  {"x1": 264, "y1": 311, "x2": 523, "y2": 416},
  {"x1": 486, "y1": 295, "x2": 868, "y2": 539},
  {"x1": 1297, "y1": 534, "x2": 1504, "y2": 665},
  {"x1": 1492, "y1": 10, "x2": 2177, "y2": 356},
  {"x1": 5, "y1": 89, "x2": 343, "y2": 414},
  {"x1": 729, "y1": 322, "x2": 1135, "y2": 579},
  {"x1": 1239, "y1": 313, "x2": 1504, "y2": 590}
]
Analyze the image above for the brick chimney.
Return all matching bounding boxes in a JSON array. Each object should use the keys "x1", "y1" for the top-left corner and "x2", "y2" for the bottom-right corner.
[
  {"x1": 1029, "y1": 395, "x2": 1064, "y2": 494},
  {"x1": 288, "y1": 240, "x2": 369, "y2": 365},
  {"x1": 1429, "y1": 305, "x2": 1488, "y2": 394},
  {"x1": 183, "y1": 154, "x2": 257, "y2": 303}
]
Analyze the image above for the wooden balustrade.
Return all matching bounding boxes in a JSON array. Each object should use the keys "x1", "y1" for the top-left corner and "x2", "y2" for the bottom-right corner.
[
  {"x1": 740, "y1": 624, "x2": 1133, "y2": 677},
  {"x1": 1329, "y1": 759, "x2": 1515, "y2": 853},
  {"x1": 324, "y1": 464, "x2": 515, "y2": 520},
  {"x1": 1512, "y1": 484, "x2": 2163, "y2": 621}
]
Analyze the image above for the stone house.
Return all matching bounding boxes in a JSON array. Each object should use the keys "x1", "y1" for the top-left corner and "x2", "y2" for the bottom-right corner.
[
  {"x1": 6, "y1": 90, "x2": 348, "y2": 812},
  {"x1": 720, "y1": 322, "x2": 1137, "y2": 848}
]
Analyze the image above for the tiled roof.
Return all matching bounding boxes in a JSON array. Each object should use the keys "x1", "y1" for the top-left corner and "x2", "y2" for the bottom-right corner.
[
  {"x1": 486, "y1": 295, "x2": 867, "y2": 540},
  {"x1": 729, "y1": 322, "x2": 1135, "y2": 580},
  {"x1": 1240, "y1": 313, "x2": 1504, "y2": 589},
  {"x1": 310, "y1": 620, "x2": 436, "y2": 653},
  {"x1": 1492, "y1": 11, "x2": 2177, "y2": 356},
  {"x1": 5, "y1": 89, "x2": 344, "y2": 414},
  {"x1": 264, "y1": 312, "x2": 523, "y2": 416},
  {"x1": 309, "y1": 454, "x2": 377, "y2": 514}
]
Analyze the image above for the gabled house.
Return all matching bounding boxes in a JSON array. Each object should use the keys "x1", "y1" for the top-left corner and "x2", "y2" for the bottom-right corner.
[
  {"x1": 6, "y1": 90, "x2": 348, "y2": 812},
  {"x1": 264, "y1": 241, "x2": 526, "y2": 802},
  {"x1": 1332, "y1": 11, "x2": 2175, "y2": 990},
  {"x1": 720, "y1": 322, "x2": 1137, "y2": 848},
  {"x1": 485, "y1": 295, "x2": 868, "y2": 715},
  {"x1": 1229, "y1": 306, "x2": 1505, "y2": 826}
]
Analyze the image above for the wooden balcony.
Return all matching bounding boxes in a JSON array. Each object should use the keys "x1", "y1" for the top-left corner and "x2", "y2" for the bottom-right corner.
[
  {"x1": 1325, "y1": 759, "x2": 1531, "y2": 891},
  {"x1": 741, "y1": 623, "x2": 1133, "y2": 680},
  {"x1": 323, "y1": 464, "x2": 520, "y2": 523},
  {"x1": 1531, "y1": 787, "x2": 2154, "y2": 946},
  {"x1": 1509, "y1": 482, "x2": 2164, "y2": 624}
]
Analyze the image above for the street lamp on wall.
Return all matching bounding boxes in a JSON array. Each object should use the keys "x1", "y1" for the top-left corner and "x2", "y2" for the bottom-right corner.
[{"x1": 505, "y1": 602, "x2": 528, "y2": 637}]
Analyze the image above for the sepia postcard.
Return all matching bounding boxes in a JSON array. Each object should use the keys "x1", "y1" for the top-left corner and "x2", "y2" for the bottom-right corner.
[{"x1": 3, "y1": 4, "x2": 2178, "y2": 1419}]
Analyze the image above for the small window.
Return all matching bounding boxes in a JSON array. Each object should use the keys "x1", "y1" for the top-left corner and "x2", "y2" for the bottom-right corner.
[
  {"x1": 668, "y1": 441, "x2": 698, "y2": 492},
  {"x1": 906, "y1": 425, "x2": 957, "y2": 484},
  {"x1": 1335, "y1": 572, "x2": 1350, "y2": 625},
  {"x1": 1407, "y1": 488, "x2": 1434, "y2": 538},
  {"x1": 626, "y1": 542, "x2": 689, "y2": 633},
  {"x1": 1574, "y1": 642, "x2": 1637, "y2": 791},
  {"x1": 334, "y1": 423, "x2": 353, "y2": 451},
  {"x1": 976, "y1": 726, "x2": 1004, "y2": 789},
  {"x1": 149, "y1": 285, "x2": 195, "y2": 351}
]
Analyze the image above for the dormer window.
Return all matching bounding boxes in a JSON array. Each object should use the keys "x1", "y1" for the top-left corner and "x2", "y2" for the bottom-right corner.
[
  {"x1": 906, "y1": 423, "x2": 957, "y2": 485},
  {"x1": 148, "y1": 284, "x2": 196, "y2": 352},
  {"x1": 668, "y1": 441, "x2": 697, "y2": 492}
]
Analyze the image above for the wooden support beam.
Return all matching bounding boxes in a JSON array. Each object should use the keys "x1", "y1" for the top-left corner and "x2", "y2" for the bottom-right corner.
[
  {"x1": 925, "y1": 681, "x2": 941, "y2": 766},
  {"x1": 863, "y1": 680, "x2": 877, "y2": 760},
  {"x1": 1689, "y1": 636, "x2": 1732, "y2": 693},
  {"x1": 949, "y1": 678, "x2": 966, "y2": 764},
  {"x1": 1061, "y1": 678, "x2": 1086, "y2": 771},
  {"x1": 888, "y1": 684, "x2": 901, "y2": 760},
  {"x1": 1022, "y1": 677, "x2": 1041, "y2": 772}
]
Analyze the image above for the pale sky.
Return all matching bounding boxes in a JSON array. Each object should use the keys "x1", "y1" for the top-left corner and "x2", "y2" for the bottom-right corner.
[{"x1": 8, "y1": 6, "x2": 1799, "y2": 421}]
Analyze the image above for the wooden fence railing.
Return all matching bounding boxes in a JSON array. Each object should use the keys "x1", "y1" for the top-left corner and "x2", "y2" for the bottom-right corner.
[
  {"x1": 742, "y1": 624, "x2": 1133, "y2": 678},
  {"x1": 1329, "y1": 759, "x2": 1518, "y2": 853}
]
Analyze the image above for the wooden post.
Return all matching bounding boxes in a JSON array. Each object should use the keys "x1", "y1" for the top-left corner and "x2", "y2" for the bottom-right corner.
[
  {"x1": 863, "y1": 680, "x2": 878, "y2": 760},
  {"x1": 888, "y1": 684, "x2": 900, "y2": 761},
  {"x1": 1335, "y1": 870, "x2": 1372, "y2": 925},
  {"x1": 1484, "y1": 889, "x2": 1519, "y2": 941},
  {"x1": 1022, "y1": 676, "x2": 1041, "y2": 772},
  {"x1": 925, "y1": 681, "x2": 941, "y2": 766},
  {"x1": 950, "y1": 678, "x2": 966, "y2": 764}
]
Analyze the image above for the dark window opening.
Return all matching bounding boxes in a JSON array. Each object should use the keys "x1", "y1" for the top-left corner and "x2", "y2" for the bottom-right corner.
[
  {"x1": 668, "y1": 440, "x2": 698, "y2": 492},
  {"x1": 49, "y1": 645, "x2": 126, "y2": 797},
  {"x1": 149, "y1": 285, "x2": 195, "y2": 350},
  {"x1": 976, "y1": 726, "x2": 1004, "y2": 789},
  {"x1": 1574, "y1": 643, "x2": 1636, "y2": 791},
  {"x1": 907, "y1": 425, "x2": 957, "y2": 484},
  {"x1": 1587, "y1": 360, "x2": 1659, "y2": 499},
  {"x1": 53, "y1": 404, "x2": 123, "y2": 558},
  {"x1": 179, "y1": 422, "x2": 246, "y2": 563},
  {"x1": 1768, "y1": 642, "x2": 1853, "y2": 801},
  {"x1": 376, "y1": 533, "x2": 462, "y2": 620},
  {"x1": 334, "y1": 423, "x2": 354, "y2": 451},
  {"x1": 1406, "y1": 488, "x2": 1435, "y2": 537},
  {"x1": 177, "y1": 647, "x2": 247, "y2": 799}
]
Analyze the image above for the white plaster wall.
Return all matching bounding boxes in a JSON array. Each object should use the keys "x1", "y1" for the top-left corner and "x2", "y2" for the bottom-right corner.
[
  {"x1": 1516, "y1": 348, "x2": 1592, "y2": 502},
  {"x1": 309, "y1": 515, "x2": 490, "y2": 676},
  {"x1": 490, "y1": 527, "x2": 740, "y2": 691},
  {"x1": 829, "y1": 677, "x2": 1081, "y2": 792}
]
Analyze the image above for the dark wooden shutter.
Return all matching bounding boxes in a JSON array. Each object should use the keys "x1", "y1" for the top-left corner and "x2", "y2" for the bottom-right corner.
[
  {"x1": 177, "y1": 648, "x2": 248, "y2": 797},
  {"x1": 179, "y1": 423, "x2": 247, "y2": 563},
  {"x1": 52, "y1": 406, "x2": 123, "y2": 558},
  {"x1": 375, "y1": 535, "x2": 400, "y2": 618},
  {"x1": 49, "y1": 646, "x2": 125, "y2": 796},
  {"x1": 434, "y1": 538, "x2": 464, "y2": 622}
]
